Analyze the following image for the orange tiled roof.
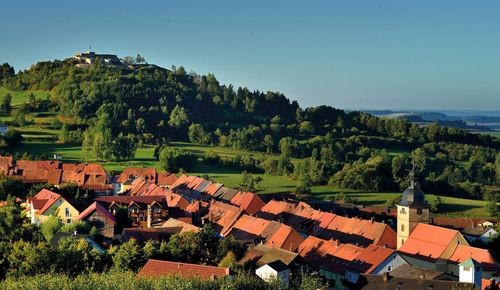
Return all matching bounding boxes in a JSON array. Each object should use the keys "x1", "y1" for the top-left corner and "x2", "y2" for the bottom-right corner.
[
  {"x1": 157, "y1": 172, "x2": 178, "y2": 186},
  {"x1": 260, "y1": 200, "x2": 296, "y2": 216},
  {"x1": 207, "y1": 201, "x2": 243, "y2": 236},
  {"x1": 230, "y1": 191, "x2": 266, "y2": 215},
  {"x1": 137, "y1": 259, "x2": 230, "y2": 279},
  {"x1": 346, "y1": 244, "x2": 395, "y2": 273},
  {"x1": 448, "y1": 244, "x2": 497, "y2": 265},
  {"x1": 228, "y1": 214, "x2": 271, "y2": 236},
  {"x1": 265, "y1": 224, "x2": 305, "y2": 252},
  {"x1": 117, "y1": 167, "x2": 157, "y2": 183}
]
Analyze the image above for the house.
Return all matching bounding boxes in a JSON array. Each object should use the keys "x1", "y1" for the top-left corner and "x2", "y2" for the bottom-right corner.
[
  {"x1": 94, "y1": 195, "x2": 188, "y2": 228},
  {"x1": 28, "y1": 189, "x2": 79, "y2": 225},
  {"x1": 462, "y1": 226, "x2": 498, "y2": 245},
  {"x1": 115, "y1": 167, "x2": 157, "y2": 194},
  {"x1": 238, "y1": 244, "x2": 306, "y2": 274},
  {"x1": 398, "y1": 223, "x2": 500, "y2": 279},
  {"x1": 344, "y1": 244, "x2": 407, "y2": 284},
  {"x1": 157, "y1": 172, "x2": 178, "y2": 188},
  {"x1": 230, "y1": 191, "x2": 265, "y2": 215},
  {"x1": 76, "y1": 202, "x2": 117, "y2": 239},
  {"x1": 137, "y1": 259, "x2": 230, "y2": 279},
  {"x1": 256, "y1": 260, "x2": 290, "y2": 285},
  {"x1": 204, "y1": 200, "x2": 243, "y2": 235},
  {"x1": 264, "y1": 224, "x2": 305, "y2": 252}
]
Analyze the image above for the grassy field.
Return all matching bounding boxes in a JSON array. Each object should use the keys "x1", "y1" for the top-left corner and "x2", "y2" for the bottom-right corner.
[
  {"x1": 8, "y1": 139, "x2": 496, "y2": 217},
  {"x1": 0, "y1": 87, "x2": 51, "y2": 107},
  {"x1": 479, "y1": 131, "x2": 500, "y2": 138}
]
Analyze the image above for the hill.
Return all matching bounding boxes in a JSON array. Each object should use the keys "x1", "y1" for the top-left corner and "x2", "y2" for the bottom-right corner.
[{"x1": 0, "y1": 57, "x2": 498, "y2": 207}]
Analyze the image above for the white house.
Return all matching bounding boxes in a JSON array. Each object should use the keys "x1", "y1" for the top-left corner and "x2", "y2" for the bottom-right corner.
[
  {"x1": 256, "y1": 260, "x2": 290, "y2": 286},
  {"x1": 459, "y1": 258, "x2": 482, "y2": 289},
  {"x1": 463, "y1": 227, "x2": 498, "y2": 244}
]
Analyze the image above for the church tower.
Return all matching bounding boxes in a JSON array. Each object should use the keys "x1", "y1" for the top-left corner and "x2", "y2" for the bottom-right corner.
[{"x1": 396, "y1": 165, "x2": 430, "y2": 249}]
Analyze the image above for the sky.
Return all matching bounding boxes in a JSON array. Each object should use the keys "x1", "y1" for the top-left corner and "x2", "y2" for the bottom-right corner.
[{"x1": 1, "y1": 0, "x2": 499, "y2": 111}]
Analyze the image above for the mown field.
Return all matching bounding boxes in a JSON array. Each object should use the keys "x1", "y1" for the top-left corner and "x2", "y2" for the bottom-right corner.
[
  {"x1": 0, "y1": 87, "x2": 51, "y2": 107},
  {"x1": 8, "y1": 139, "x2": 497, "y2": 217}
]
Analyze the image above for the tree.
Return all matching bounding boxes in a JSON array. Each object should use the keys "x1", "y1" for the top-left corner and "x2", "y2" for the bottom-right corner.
[
  {"x1": 430, "y1": 196, "x2": 442, "y2": 213},
  {"x1": 40, "y1": 216, "x2": 63, "y2": 241},
  {"x1": 110, "y1": 238, "x2": 146, "y2": 271},
  {"x1": 188, "y1": 123, "x2": 209, "y2": 144},
  {"x1": 158, "y1": 146, "x2": 197, "y2": 173},
  {"x1": 218, "y1": 251, "x2": 237, "y2": 270},
  {"x1": 135, "y1": 54, "x2": 146, "y2": 64},
  {"x1": 168, "y1": 104, "x2": 189, "y2": 129},
  {"x1": 240, "y1": 171, "x2": 262, "y2": 192},
  {"x1": 485, "y1": 193, "x2": 499, "y2": 217},
  {"x1": 122, "y1": 56, "x2": 135, "y2": 65},
  {"x1": 0, "y1": 93, "x2": 12, "y2": 112}
]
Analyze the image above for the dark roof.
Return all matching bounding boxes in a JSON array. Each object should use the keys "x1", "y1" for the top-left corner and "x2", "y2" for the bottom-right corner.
[
  {"x1": 265, "y1": 260, "x2": 289, "y2": 272},
  {"x1": 354, "y1": 273, "x2": 475, "y2": 290},
  {"x1": 399, "y1": 169, "x2": 428, "y2": 208}
]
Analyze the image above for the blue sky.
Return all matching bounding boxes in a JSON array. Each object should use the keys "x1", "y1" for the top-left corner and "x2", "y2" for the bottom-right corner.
[{"x1": 1, "y1": 0, "x2": 499, "y2": 110}]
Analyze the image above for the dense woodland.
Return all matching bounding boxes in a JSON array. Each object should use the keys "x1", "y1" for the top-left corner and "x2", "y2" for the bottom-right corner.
[{"x1": 0, "y1": 60, "x2": 499, "y2": 203}]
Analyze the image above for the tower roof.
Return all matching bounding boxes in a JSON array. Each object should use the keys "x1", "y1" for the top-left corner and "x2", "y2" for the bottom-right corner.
[{"x1": 399, "y1": 164, "x2": 427, "y2": 208}]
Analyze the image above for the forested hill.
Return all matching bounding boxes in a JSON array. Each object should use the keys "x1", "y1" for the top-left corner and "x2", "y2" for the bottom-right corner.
[
  {"x1": 0, "y1": 59, "x2": 499, "y2": 201},
  {"x1": 0, "y1": 59, "x2": 497, "y2": 151}
]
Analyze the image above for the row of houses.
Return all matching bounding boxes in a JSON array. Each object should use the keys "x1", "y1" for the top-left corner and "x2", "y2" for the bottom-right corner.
[{"x1": 6, "y1": 158, "x2": 499, "y2": 289}]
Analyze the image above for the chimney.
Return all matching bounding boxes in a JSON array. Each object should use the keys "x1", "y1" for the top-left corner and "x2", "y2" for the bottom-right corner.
[
  {"x1": 382, "y1": 272, "x2": 390, "y2": 283},
  {"x1": 147, "y1": 204, "x2": 152, "y2": 228}
]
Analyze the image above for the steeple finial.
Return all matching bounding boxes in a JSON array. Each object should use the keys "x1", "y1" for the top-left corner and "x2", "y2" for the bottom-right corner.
[{"x1": 409, "y1": 158, "x2": 417, "y2": 188}]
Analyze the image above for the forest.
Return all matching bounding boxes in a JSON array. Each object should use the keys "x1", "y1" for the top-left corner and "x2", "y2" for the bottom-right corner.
[{"x1": 0, "y1": 60, "x2": 499, "y2": 205}]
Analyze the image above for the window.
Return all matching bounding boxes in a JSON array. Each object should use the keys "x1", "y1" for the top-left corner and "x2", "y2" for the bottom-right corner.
[
  {"x1": 463, "y1": 267, "x2": 470, "y2": 272},
  {"x1": 417, "y1": 208, "x2": 423, "y2": 214},
  {"x1": 400, "y1": 208, "x2": 406, "y2": 214},
  {"x1": 65, "y1": 208, "x2": 70, "y2": 217},
  {"x1": 66, "y1": 219, "x2": 72, "y2": 224},
  {"x1": 388, "y1": 266, "x2": 393, "y2": 271},
  {"x1": 401, "y1": 224, "x2": 405, "y2": 232}
]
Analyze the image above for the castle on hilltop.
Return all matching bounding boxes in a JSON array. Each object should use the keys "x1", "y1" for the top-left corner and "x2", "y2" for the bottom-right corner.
[{"x1": 74, "y1": 51, "x2": 122, "y2": 67}]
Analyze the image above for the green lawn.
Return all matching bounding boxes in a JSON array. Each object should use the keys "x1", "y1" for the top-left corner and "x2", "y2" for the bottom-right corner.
[
  {"x1": 0, "y1": 87, "x2": 51, "y2": 107},
  {"x1": 479, "y1": 131, "x2": 500, "y2": 138},
  {"x1": 8, "y1": 141, "x2": 495, "y2": 217}
]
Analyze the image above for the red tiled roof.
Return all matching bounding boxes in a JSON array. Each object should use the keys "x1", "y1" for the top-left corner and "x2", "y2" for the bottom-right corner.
[
  {"x1": 33, "y1": 189, "x2": 62, "y2": 214},
  {"x1": 77, "y1": 201, "x2": 116, "y2": 225},
  {"x1": 260, "y1": 200, "x2": 296, "y2": 216},
  {"x1": 207, "y1": 201, "x2": 243, "y2": 236},
  {"x1": 46, "y1": 169, "x2": 62, "y2": 184},
  {"x1": 230, "y1": 191, "x2": 265, "y2": 215},
  {"x1": 157, "y1": 172, "x2": 178, "y2": 186},
  {"x1": 398, "y1": 223, "x2": 462, "y2": 261},
  {"x1": 84, "y1": 164, "x2": 106, "y2": 176},
  {"x1": 346, "y1": 244, "x2": 395, "y2": 273},
  {"x1": 448, "y1": 244, "x2": 497, "y2": 265},
  {"x1": 228, "y1": 214, "x2": 271, "y2": 237},
  {"x1": 137, "y1": 259, "x2": 230, "y2": 279},
  {"x1": 265, "y1": 224, "x2": 305, "y2": 252},
  {"x1": 117, "y1": 167, "x2": 157, "y2": 183}
]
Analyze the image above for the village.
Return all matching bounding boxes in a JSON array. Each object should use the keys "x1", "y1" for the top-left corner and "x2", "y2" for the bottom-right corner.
[{"x1": 0, "y1": 155, "x2": 498, "y2": 290}]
